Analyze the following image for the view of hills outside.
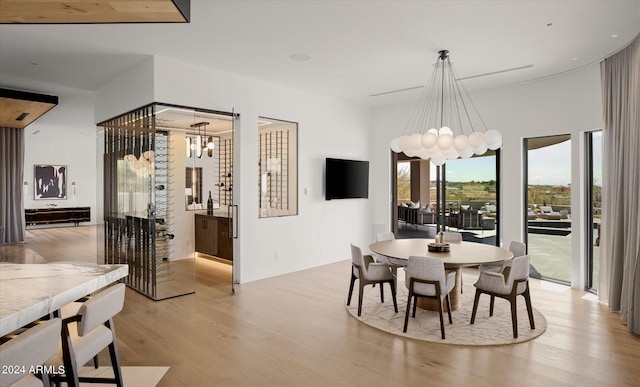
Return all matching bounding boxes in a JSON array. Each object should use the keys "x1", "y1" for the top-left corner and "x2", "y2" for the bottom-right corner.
[
  {"x1": 397, "y1": 157, "x2": 498, "y2": 207},
  {"x1": 399, "y1": 139, "x2": 602, "y2": 210}
]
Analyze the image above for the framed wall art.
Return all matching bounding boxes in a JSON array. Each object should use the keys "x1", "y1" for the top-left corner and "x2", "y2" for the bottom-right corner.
[{"x1": 34, "y1": 164, "x2": 67, "y2": 200}]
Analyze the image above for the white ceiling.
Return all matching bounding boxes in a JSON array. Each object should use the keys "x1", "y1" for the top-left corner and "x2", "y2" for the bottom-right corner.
[{"x1": 1, "y1": 0, "x2": 638, "y2": 107}]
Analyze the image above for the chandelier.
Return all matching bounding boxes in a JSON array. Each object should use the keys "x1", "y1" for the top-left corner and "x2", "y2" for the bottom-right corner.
[
  {"x1": 186, "y1": 121, "x2": 214, "y2": 158},
  {"x1": 390, "y1": 50, "x2": 502, "y2": 164}
]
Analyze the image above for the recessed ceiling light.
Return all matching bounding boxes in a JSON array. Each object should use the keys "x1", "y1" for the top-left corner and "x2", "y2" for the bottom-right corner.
[
  {"x1": 611, "y1": 34, "x2": 619, "y2": 38},
  {"x1": 289, "y1": 53, "x2": 311, "y2": 62},
  {"x1": 571, "y1": 57, "x2": 578, "y2": 61}
]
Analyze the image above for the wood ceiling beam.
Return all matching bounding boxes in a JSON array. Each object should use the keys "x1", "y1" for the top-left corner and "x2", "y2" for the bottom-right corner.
[
  {"x1": 0, "y1": 88, "x2": 58, "y2": 129},
  {"x1": 0, "y1": 0, "x2": 190, "y2": 24}
]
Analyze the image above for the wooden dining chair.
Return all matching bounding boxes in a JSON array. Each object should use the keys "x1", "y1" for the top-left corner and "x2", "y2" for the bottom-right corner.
[
  {"x1": 478, "y1": 241, "x2": 526, "y2": 273},
  {"x1": 442, "y1": 231, "x2": 463, "y2": 242},
  {"x1": 470, "y1": 255, "x2": 535, "y2": 338},
  {"x1": 374, "y1": 231, "x2": 404, "y2": 287},
  {"x1": 347, "y1": 244, "x2": 398, "y2": 317},
  {"x1": 373, "y1": 231, "x2": 395, "y2": 264},
  {"x1": 403, "y1": 256, "x2": 456, "y2": 339},
  {"x1": 441, "y1": 232, "x2": 463, "y2": 291}
]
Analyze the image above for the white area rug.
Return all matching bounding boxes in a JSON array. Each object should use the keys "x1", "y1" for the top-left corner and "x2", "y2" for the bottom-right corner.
[
  {"x1": 346, "y1": 281, "x2": 546, "y2": 345},
  {"x1": 74, "y1": 366, "x2": 169, "y2": 386}
]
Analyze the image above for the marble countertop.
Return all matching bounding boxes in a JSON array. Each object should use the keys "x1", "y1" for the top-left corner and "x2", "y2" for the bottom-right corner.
[{"x1": 0, "y1": 262, "x2": 128, "y2": 336}]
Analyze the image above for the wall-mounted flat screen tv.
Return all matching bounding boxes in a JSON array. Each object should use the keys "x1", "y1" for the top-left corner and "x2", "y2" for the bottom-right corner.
[{"x1": 325, "y1": 158, "x2": 369, "y2": 200}]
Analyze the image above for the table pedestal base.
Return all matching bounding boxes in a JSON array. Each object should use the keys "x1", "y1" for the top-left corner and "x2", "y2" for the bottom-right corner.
[{"x1": 416, "y1": 268, "x2": 461, "y2": 311}]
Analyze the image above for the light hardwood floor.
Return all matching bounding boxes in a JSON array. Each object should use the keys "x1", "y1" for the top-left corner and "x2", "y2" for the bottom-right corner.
[{"x1": 2, "y1": 226, "x2": 639, "y2": 386}]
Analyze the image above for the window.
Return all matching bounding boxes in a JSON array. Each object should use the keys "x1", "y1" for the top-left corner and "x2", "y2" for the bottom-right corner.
[
  {"x1": 438, "y1": 152, "x2": 499, "y2": 245},
  {"x1": 586, "y1": 131, "x2": 602, "y2": 291},
  {"x1": 397, "y1": 161, "x2": 411, "y2": 202}
]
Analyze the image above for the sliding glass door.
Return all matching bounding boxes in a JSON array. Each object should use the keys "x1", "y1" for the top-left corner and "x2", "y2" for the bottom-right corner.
[
  {"x1": 524, "y1": 135, "x2": 571, "y2": 283},
  {"x1": 439, "y1": 151, "x2": 499, "y2": 246}
]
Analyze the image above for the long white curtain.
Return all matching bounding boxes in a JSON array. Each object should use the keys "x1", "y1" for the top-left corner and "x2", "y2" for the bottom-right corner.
[
  {"x1": 600, "y1": 34, "x2": 640, "y2": 335},
  {"x1": 0, "y1": 127, "x2": 25, "y2": 244}
]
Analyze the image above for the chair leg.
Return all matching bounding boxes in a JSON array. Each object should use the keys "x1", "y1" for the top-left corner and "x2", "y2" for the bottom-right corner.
[
  {"x1": 412, "y1": 295, "x2": 418, "y2": 317},
  {"x1": 93, "y1": 355, "x2": 99, "y2": 369},
  {"x1": 379, "y1": 281, "x2": 385, "y2": 303},
  {"x1": 390, "y1": 266, "x2": 398, "y2": 290},
  {"x1": 438, "y1": 296, "x2": 446, "y2": 339},
  {"x1": 470, "y1": 289, "x2": 482, "y2": 324},
  {"x1": 489, "y1": 295, "x2": 495, "y2": 316},
  {"x1": 60, "y1": 323, "x2": 79, "y2": 387},
  {"x1": 510, "y1": 296, "x2": 519, "y2": 338},
  {"x1": 40, "y1": 373, "x2": 50, "y2": 387},
  {"x1": 523, "y1": 287, "x2": 535, "y2": 329},
  {"x1": 106, "y1": 321, "x2": 124, "y2": 387},
  {"x1": 347, "y1": 272, "x2": 356, "y2": 306},
  {"x1": 389, "y1": 280, "x2": 398, "y2": 313},
  {"x1": 357, "y1": 281, "x2": 365, "y2": 317},
  {"x1": 445, "y1": 294, "x2": 453, "y2": 324},
  {"x1": 403, "y1": 290, "x2": 413, "y2": 332}
]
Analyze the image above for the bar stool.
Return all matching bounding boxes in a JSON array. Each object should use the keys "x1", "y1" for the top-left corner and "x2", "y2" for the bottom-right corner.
[
  {"x1": 0, "y1": 318, "x2": 62, "y2": 387},
  {"x1": 48, "y1": 283, "x2": 126, "y2": 387}
]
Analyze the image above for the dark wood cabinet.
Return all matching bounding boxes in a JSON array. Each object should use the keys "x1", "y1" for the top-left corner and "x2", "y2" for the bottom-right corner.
[
  {"x1": 195, "y1": 214, "x2": 232, "y2": 261},
  {"x1": 195, "y1": 215, "x2": 218, "y2": 257},
  {"x1": 217, "y1": 218, "x2": 233, "y2": 261},
  {"x1": 25, "y1": 207, "x2": 90, "y2": 226}
]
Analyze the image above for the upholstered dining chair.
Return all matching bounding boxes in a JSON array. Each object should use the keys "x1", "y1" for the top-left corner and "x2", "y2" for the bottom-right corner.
[
  {"x1": 476, "y1": 241, "x2": 527, "y2": 307},
  {"x1": 48, "y1": 283, "x2": 126, "y2": 387},
  {"x1": 403, "y1": 256, "x2": 456, "y2": 339},
  {"x1": 470, "y1": 255, "x2": 535, "y2": 338},
  {"x1": 478, "y1": 241, "x2": 526, "y2": 273},
  {"x1": 347, "y1": 244, "x2": 398, "y2": 317},
  {"x1": 373, "y1": 231, "x2": 395, "y2": 265},
  {"x1": 441, "y1": 231, "x2": 464, "y2": 291},
  {"x1": 374, "y1": 231, "x2": 404, "y2": 285},
  {"x1": 442, "y1": 231, "x2": 463, "y2": 242},
  {"x1": 0, "y1": 318, "x2": 61, "y2": 387}
]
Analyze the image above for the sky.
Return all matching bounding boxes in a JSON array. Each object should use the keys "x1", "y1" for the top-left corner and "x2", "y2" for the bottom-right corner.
[
  {"x1": 402, "y1": 132, "x2": 602, "y2": 186},
  {"x1": 527, "y1": 139, "x2": 572, "y2": 186},
  {"x1": 430, "y1": 155, "x2": 497, "y2": 182}
]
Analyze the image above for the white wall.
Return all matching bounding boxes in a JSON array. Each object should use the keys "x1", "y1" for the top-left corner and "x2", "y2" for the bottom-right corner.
[
  {"x1": 1, "y1": 76, "x2": 99, "y2": 224},
  {"x1": 371, "y1": 64, "x2": 603, "y2": 288},
  {"x1": 96, "y1": 56, "x2": 373, "y2": 283},
  {"x1": 94, "y1": 57, "x2": 155, "y2": 124}
]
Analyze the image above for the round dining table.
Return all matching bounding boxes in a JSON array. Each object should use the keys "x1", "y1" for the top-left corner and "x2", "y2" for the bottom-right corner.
[{"x1": 369, "y1": 238, "x2": 513, "y2": 310}]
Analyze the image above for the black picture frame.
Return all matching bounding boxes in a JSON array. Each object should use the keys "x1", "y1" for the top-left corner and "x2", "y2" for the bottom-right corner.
[{"x1": 34, "y1": 164, "x2": 67, "y2": 200}]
